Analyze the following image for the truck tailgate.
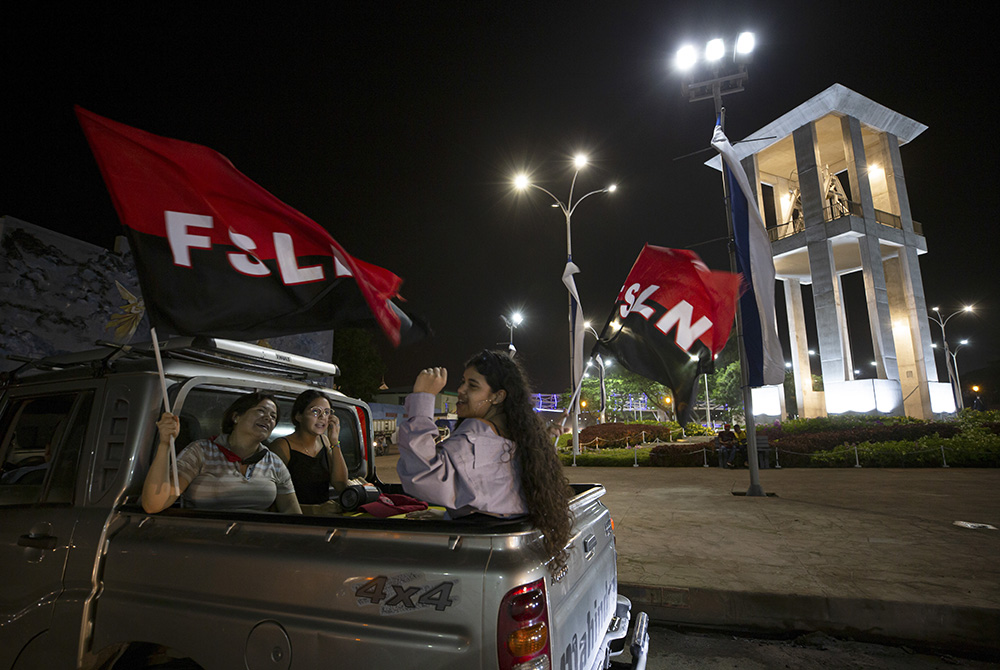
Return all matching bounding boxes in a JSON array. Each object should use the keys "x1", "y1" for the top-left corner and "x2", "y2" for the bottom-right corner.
[{"x1": 94, "y1": 511, "x2": 496, "y2": 669}]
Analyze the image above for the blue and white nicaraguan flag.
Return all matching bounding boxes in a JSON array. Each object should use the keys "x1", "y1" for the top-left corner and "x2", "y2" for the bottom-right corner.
[{"x1": 711, "y1": 125, "x2": 784, "y2": 387}]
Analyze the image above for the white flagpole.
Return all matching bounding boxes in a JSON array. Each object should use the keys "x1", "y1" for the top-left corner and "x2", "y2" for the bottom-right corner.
[
  {"x1": 561, "y1": 369, "x2": 588, "y2": 431},
  {"x1": 560, "y1": 359, "x2": 591, "y2": 467},
  {"x1": 149, "y1": 328, "x2": 180, "y2": 493}
]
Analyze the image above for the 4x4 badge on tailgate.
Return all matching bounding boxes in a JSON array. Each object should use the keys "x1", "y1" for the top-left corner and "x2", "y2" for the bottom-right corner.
[{"x1": 349, "y1": 573, "x2": 460, "y2": 615}]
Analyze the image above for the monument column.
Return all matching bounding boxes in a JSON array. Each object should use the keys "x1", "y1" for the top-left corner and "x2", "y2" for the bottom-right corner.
[
  {"x1": 842, "y1": 116, "x2": 899, "y2": 381},
  {"x1": 841, "y1": 115, "x2": 877, "y2": 220},
  {"x1": 795, "y1": 122, "x2": 849, "y2": 384},
  {"x1": 883, "y1": 133, "x2": 937, "y2": 411},
  {"x1": 783, "y1": 279, "x2": 814, "y2": 416}
]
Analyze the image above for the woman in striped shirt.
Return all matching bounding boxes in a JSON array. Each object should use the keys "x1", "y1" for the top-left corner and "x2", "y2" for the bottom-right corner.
[{"x1": 142, "y1": 392, "x2": 301, "y2": 514}]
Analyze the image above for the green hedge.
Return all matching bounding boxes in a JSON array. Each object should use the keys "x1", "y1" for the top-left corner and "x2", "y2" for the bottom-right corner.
[
  {"x1": 554, "y1": 410, "x2": 1000, "y2": 468},
  {"x1": 806, "y1": 429, "x2": 1000, "y2": 468},
  {"x1": 577, "y1": 422, "x2": 673, "y2": 448}
]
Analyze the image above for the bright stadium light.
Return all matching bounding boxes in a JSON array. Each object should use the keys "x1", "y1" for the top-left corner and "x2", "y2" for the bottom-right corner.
[
  {"x1": 705, "y1": 38, "x2": 725, "y2": 61},
  {"x1": 675, "y1": 44, "x2": 698, "y2": 70},
  {"x1": 735, "y1": 32, "x2": 755, "y2": 55}
]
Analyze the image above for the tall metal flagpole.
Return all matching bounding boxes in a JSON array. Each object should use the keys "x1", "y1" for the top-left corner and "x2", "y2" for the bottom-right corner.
[{"x1": 714, "y1": 96, "x2": 765, "y2": 497}]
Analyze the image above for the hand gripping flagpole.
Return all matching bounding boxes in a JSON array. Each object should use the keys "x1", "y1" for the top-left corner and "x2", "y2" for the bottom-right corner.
[{"x1": 149, "y1": 328, "x2": 180, "y2": 494}]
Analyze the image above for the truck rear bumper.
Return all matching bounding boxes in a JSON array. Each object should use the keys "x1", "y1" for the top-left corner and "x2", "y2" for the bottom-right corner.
[{"x1": 599, "y1": 595, "x2": 649, "y2": 670}]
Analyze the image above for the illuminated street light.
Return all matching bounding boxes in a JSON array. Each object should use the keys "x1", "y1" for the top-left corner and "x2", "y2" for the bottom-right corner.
[
  {"x1": 501, "y1": 311, "x2": 523, "y2": 356},
  {"x1": 513, "y1": 161, "x2": 617, "y2": 456},
  {"x1": 951, "y1": 339, "x2": 970, "y2": 408},
  {"x1": 928, "y1": 305, "x2": 974, "y2": 410}
]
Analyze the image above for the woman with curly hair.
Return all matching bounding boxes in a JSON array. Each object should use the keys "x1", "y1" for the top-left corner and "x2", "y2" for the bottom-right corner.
[{"x1": 397, "y1": 350, "x2": 572, "y2": 570}]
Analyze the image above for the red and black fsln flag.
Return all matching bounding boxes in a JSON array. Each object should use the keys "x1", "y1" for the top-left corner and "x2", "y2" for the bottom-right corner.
[
  {"x1": 592, "y1": 245, "x2": 741, "y2": 426},
  {"x1": 76, "y1": 106, "x2": 427, "y2": 346}
]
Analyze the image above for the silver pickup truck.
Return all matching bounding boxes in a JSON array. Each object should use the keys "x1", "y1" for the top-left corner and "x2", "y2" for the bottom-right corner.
[{"x1": 0, "y1": 338, "x2": 648, "y2": 670}]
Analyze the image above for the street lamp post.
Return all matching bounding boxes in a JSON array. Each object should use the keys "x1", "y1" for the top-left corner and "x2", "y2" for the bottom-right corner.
[
  {"x1": 928, "y1": 305, "x2": 973, "y2": 411},
  {"x1": 951, "y1": 339, "x2": 969, "y2": 408},
  {"x1": 584, "y1": 321, "x2": 607, "y2": 424},
  {"x1": 501, "y1": 312, "x2": 523, "y2": 357},
  {"x1": 703, "y1": 373, "x2": 711, "y2": 428},
  {"x1": 676, "y1": 31, "x2": 765, "y2": 497},
  {"x1": 514, "y1": 159, "x2": 616, "y2": 457}
]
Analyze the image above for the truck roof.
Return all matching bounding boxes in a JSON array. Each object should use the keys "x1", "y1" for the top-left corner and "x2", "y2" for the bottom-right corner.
[{"x1": 3, "y1": 336, "x2": 341, "y2": 386}]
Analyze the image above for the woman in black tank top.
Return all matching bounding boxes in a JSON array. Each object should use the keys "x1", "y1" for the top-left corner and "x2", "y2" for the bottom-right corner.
[{"x1": 271, "y1": 390, "x2": 350, "y2": 504}]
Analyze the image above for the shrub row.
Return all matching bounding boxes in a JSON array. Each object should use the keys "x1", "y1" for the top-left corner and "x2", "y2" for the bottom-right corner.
[
  {"x1": 577, "y1": 422, "x2": 673, "y2": 448},
  {"x1": 804, "y1": 431, "x2": 1000, "y2": 468},
  {"x1": 760, "y1": 422, "x2": 961, "y2": 462},
  {"x1": 774, "y1": 414, "x2": 924, "y2": 435},
  {"x1": 556, "y1": 410, "x2": 1000, "y2": 467}
]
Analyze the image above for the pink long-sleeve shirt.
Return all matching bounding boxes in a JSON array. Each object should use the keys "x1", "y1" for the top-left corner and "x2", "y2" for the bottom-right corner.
[{"x1": 396, "y1": 392, "x2": 527, "y2": 518}]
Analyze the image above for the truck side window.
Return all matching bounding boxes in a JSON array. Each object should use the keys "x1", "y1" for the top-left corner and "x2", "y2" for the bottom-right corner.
[
  {"x1": 0, "y1": 392, "x2": 94, "y2": 505},
  {"x1": 175, "y1": 387, "x2": 364, "y2": 477},
  {"x1": 333, "y1": 407, "x2": 361, "y2": 472},
  {"x1": 267, "y1": 400, "x2": 361, "y2": 473}
]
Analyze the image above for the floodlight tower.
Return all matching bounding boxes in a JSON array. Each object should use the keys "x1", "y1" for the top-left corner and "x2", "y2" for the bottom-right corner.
[
  {"x1": 676, "y1": 31, "x2": 755, "y2": 124},
  {"x1": 675, "y1": 31, "x2": 767, "y2": 497}
]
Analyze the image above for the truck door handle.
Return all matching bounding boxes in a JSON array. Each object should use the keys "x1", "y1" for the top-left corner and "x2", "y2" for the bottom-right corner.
[{"x1": 18, "y1": 533, "x2": 58, "y2": 550}]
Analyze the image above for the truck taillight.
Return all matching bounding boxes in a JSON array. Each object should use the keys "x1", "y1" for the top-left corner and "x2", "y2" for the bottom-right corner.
[
  {"x1": 498, "y1": 579, "x2": 550, "y2": 670},
  {"x1": 354, "y1": 406, "x2": 369, "y2": 456}
]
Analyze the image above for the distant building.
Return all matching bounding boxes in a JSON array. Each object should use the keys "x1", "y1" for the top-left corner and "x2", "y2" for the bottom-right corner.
[{"x1": 373, "y1": 387, "x2": 457, "y2": 419}]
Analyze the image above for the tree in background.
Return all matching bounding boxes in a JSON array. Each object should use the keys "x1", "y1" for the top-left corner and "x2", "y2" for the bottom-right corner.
[
  {"x1": 708, "y1": 360, "x2": 744, "y2": 423},
  {"x1": 330, "y1": 328, "x2": 387, "y2": 401},
  {"x1": 692, "y1": 332, "x2": 743, "y2": 424},
  {"x1": 576, "y1": 365, "x2": 674, "y2": 422},
  {"x1": 784, "y1": 369, "x2": 797, "y2": 418}
]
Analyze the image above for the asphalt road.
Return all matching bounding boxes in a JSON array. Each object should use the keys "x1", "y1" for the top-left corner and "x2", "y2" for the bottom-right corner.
[{"x1": 628, "y1": 625, "x2": 1000, "y2": 669}]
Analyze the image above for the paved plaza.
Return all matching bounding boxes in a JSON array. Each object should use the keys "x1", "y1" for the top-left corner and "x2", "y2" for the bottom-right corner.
[{"x1": 375, "y1": 447, "x2": 1000, "y2": 655}]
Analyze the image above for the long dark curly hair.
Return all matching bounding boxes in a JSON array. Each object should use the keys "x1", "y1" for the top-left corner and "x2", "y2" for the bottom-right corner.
[{"x1": 465, "y1": 350, "x2": 572, "y2": 572}]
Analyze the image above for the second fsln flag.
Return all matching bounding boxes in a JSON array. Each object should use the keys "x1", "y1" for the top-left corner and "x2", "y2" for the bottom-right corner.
[{"x1": 592, "y1": 245, "x2": 740, "y2": 425}]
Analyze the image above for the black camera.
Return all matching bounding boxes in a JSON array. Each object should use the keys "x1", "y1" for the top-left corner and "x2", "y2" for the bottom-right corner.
[{"x1": 338, "y1": 484, "x2": 380, "y2": 511}]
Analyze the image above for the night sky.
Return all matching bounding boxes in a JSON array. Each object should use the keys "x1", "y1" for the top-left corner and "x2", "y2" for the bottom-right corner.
[{"x1": 4, "y1": 2, "x2": 996, "y2": 394}]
